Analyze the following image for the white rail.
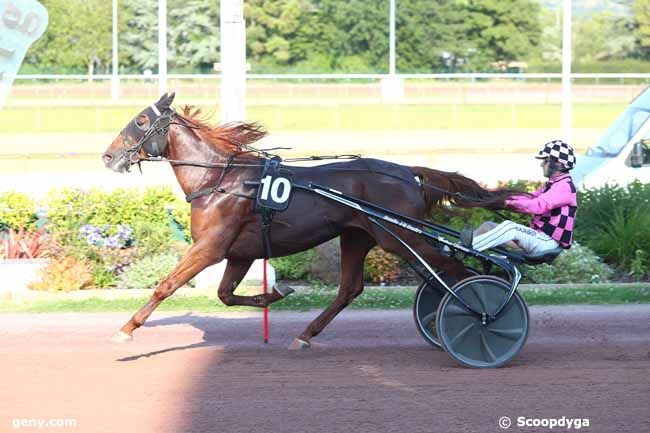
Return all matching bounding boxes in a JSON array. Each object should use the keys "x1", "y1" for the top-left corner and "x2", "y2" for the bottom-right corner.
[{"x1": 7, "y1": 73, "x2": 650, "y2": 81}]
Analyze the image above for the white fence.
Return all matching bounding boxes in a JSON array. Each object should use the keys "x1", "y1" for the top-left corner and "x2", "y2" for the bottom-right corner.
[
  {"x1": 2, "y1": 73, "x2": 649, "y2": 135},
  {"x1": 6, "y1": 72, "x2": 650, "y2": 105}
]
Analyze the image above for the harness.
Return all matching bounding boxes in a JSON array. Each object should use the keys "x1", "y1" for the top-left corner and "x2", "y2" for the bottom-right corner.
[
  {"x1": 253, "y1": 157, "x2": 293, "y2": 258},
  {"x1": 120, "y1": 108, "x2": 516, "y2": 258}
]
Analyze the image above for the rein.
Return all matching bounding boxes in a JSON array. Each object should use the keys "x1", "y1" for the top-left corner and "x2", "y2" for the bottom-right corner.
[{"x1": 129, "y1": 118, "x2": 506, "y2": 208}]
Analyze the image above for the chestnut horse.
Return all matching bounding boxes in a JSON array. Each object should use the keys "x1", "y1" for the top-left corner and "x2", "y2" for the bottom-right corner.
[{"x1": 102, "y1": 93, "x2": 520, "y2": 348}]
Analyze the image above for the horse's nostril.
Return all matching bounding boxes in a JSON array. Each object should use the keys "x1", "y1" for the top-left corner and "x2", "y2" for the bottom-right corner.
[{"x1": 103, "y1": 153, "x2": 113, "y2": 164}]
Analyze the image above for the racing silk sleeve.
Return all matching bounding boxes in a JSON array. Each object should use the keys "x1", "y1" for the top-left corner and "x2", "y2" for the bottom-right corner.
[{"x1": 505, "y1": 180, "x2": 573, "y2": 215}]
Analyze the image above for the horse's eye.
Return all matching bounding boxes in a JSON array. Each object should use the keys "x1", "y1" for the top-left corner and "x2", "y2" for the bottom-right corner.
[{"x1": 135, "y1": 114, "x2": 149, "y2": 130}]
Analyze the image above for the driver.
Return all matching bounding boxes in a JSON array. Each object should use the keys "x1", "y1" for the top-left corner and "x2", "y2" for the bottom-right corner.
[{"x1": 460, "y1": 140, "x2": 578, "y2": 256}]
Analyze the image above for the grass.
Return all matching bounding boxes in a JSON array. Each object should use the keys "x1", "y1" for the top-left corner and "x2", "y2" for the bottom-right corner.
[
  {"x1": 2, "y1": 285, "x2": 649, "y2": 314},
  {"x1": 0, "y1": 103, "x2": 625, "y2": 133},
  {"x1": 520, "y1": 285, "x2": 650, "y2": 305}
]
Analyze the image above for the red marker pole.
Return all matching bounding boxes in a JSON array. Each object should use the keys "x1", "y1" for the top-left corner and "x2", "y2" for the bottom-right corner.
[{"x1": 263, "y1": 258, "x2": 269, "y2": 344}]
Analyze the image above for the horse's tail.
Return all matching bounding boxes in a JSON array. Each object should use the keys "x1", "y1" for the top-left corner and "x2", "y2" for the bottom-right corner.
[{"x1": 409, "y1": 166, "x2": 528, "y2": 213}]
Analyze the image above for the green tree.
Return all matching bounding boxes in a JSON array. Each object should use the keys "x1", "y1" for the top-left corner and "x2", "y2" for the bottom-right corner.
[
  {"x1": 462, "y1": 0, "x2": 542, "y2": 69},
  {"x1": 396, "y1": 0, "x2": 472, "y2": 72},
  {"x1": 169, "y1": 0, "x2": 220, "y2": 72},
  {"x1": 292, "y1": 0, "x2": 388, "y2": 72},
  {"x1": 574, "y1": 11, "x2": 634, "y2": 63},
  {"x1": 27, "y1": 0, "x2": 114, "y2": 76},
  {"x1": 633, "y1": 0, "x2": 650, "y2": 58},
  {"x1": 119, "y1": 0, "x2": 158, "y2": 73},
  {"x1": 246, "y1": 0, "x2": 312, "y2": 70},
  {"x1": 538, "y1": 8, "x2": 561, "y2": 64}
]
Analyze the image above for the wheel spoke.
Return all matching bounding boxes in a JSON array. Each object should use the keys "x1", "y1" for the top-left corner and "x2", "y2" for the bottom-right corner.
[
  {"x1": 480, "y1": 331, "x2": 497, "y2": 362},
  {"x1": 473, "y1": 284, "x2": 489, "y2": 313},
  {"x1": 448, "y1": 322, "x2": 475, "y2": 349},
  {"x1": 420, "y1": 311, "x2": 436, "y2": 328},
  {"x1": 445, "y1": 302, "x2": 474, "y2": 318},
  {"x1": 487, "y1": 327, "x2": 523, "y2": 341}
]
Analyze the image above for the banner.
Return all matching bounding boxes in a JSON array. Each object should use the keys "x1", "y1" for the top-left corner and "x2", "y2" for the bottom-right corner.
[{"x1": 0, "y1": 0, "x2": 48, "y2": 106}]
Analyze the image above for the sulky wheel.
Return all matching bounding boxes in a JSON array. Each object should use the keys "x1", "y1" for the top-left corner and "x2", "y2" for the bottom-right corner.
[
  {"x1": 435, "y1": 275, "x2": 529, "y2": 368},
  {"x1": 413, "y1": 279, "x2": 447, "y2": 349},
  {"x1": 413, "y1": 270, "x2": 478, "y2": 349}
]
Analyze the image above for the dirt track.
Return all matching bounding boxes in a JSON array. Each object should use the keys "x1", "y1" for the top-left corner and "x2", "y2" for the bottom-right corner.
[{"x1": 1, "y1": 306, "x2": 649, "y2": 433}]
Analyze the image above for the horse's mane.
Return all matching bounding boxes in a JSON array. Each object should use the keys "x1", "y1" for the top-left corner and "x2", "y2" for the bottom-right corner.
[{"x1": 177, "y1": 106, "x2": 267, "y2": 156}]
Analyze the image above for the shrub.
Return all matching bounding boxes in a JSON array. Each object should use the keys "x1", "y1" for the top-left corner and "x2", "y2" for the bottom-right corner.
[
  {"x1": 45, "y1": 186, "x2": 182, "y2": 244},
  {"x1": 132, "y1": 222, "x2": 176, "y2": 258},
  {"x1": 118, "y1": 252, "x2": 179, "y2": 289},
  {"x1": 0, "y1": 228, "x2": 55, "y2": 259},
  {"x1": 628, "y1": 250, "x2": 647, "y2": 282},
  {"x1": 364, "y1": 247, "x2": 401, "y2": 283},
  {"x1": 0, "y1": 191, "x2": 37, "y2": 231},
  {"x1": 522, "y1": 244, "x2": 614, "y2": 284},
  {"x1": 271, "y1": 249, "x2": 316, "y2": 280},
  {"x1": 170, "y1": 203, "x2": 192, "y2": 242},
  {"x1": 576, "y1": 181, "x2": 650, "y2": 270},
  {"x1": 93, "y1": 267, "x2": 118, "y2": 288},
  {"x1": 29, "y1": 256, "x2": 94, "y2": 291}
]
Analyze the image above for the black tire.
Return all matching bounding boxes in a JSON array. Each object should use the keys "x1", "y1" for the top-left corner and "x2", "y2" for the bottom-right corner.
[
  {"x1": 413, "y1": 279, "x2": 447, "y2": 349},
  {"x1": 436, "y1": 275, "x2": 529, "y2": 368}
]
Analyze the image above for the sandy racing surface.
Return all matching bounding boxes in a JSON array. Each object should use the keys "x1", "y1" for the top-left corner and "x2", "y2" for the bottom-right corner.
[{"x1": 1, "y1": 305, "x2": 649, "y2": 433}]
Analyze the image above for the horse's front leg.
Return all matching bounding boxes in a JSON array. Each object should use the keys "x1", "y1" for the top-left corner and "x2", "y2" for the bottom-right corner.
[{"x1": 112, "y1": 242, "x2": 218, "y2": 342}]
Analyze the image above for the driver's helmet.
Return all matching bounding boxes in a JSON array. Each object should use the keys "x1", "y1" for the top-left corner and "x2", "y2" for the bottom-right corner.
[{"x1": 535, "y1": 140, "x2": 576, "y2": 170}]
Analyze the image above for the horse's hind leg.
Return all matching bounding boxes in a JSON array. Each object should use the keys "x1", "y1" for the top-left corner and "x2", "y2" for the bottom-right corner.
[
  {"x1": 216, "y1": 259, "x2": 286, "y2": 307},
  {"x1": 290, "y1": 229, "x2": 376, "y2": 349}
]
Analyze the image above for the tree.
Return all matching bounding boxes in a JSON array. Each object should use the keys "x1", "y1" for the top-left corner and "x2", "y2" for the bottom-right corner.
[
  {"x1": 574, "y1": 12, "x2": 635, "y2": 63},
  {"x1": 246, "y1": 0, "x2": 312, "y2": 70},
  {"x1": 462, "y1": 0, "x2": 542, "y2": 69},
  {"x1": 292, "y1": 0, "x2": 388, "y2": 72},
  {"x1": 119, "y1": 0, "x2": 158, "y2": 73},
  {"x1": 538, "y1": 8, "x2": 561, "y2": 63},
  {"x1": 169, "y1": 0, "x2": 220, "y2": 72},
  {"x1": 396, "y1": 0, "x2": 471, "y2": 72},
  {"x1": 27, "y1": 0, "x2": 114, "y2": 76},
  {"x1": 633, "y1": 0, "x2": 650, "y2": 58}
]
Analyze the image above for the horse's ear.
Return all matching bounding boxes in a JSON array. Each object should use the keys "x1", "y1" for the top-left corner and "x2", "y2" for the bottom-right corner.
[
  {"x1": 156, "y1": 92, "x2": 175, "y2": 109},
  {"x1": 164, "y1": 92, "x2": 175, "y2": 106}
]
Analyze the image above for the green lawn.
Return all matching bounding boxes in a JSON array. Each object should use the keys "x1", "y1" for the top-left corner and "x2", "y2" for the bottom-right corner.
[
  {"x1": 0, "y1": 103, "x2": 625, "y2": 133},
  {"x1": 2, "y1": 285, "x2": 648, "y2": 314}
]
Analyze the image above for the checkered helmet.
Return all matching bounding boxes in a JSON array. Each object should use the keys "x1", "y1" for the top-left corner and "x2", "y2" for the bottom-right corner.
[{"x1": 535, "y1": 140, "x2": 576, "y2": 170}]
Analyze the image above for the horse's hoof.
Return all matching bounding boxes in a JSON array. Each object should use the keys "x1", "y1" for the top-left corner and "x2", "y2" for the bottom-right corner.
[
  {"x1": 273, "y1": 284, "x2": 295, "y2": 298},
  {"x1": 308, "y1": 341, "x2": 329, "y2": 350},
  {"x1": 111, "y1": 331, "x2": 133, "y2": 343},
  {"x1": 288, "y1": 338, "x2": 311, "y2": 350}
]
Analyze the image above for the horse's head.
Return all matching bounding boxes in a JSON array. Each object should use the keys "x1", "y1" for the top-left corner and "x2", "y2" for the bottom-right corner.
[{"x1": 103, "y1": 92, "x2": 176, "y2": 173}]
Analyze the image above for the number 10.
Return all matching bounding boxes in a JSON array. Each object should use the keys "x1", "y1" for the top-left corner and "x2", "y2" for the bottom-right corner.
[{"x1": 260, "y1": 176, "x2": 291, "y2": 203}]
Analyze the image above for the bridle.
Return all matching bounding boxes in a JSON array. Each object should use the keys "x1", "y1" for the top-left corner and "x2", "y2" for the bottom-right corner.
[{"x1": 120, "y1": 106, "x2": 182, "y2": 172}]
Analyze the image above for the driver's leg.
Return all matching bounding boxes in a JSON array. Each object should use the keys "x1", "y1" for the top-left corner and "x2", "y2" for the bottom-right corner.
[
  {"x1": 474, "y1": 221, "x2": 520, "y2": 250},
  {"x1": 473, "y1": 221, "x2": 541, "y2": 253}
]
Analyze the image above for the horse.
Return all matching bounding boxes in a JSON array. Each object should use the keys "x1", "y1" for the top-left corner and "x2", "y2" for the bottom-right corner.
[{"x1": 102, "y1": 93, "x2": 523, "y2": 348}]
